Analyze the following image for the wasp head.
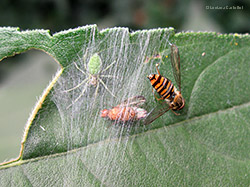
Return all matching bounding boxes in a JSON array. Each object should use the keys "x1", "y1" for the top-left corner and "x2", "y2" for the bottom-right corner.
[{"x1": 172, "y1": 91, "x2": 185, "y2": 111}]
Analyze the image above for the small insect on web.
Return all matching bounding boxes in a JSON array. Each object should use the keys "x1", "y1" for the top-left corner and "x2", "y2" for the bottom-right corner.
[
  {"x1": 143, "y1": 43, "x2": 185, "y2": 125},
  {"x1": 64, "y1": 51, "x2": 117, "y2": 108},
  {"x1": 100, "y1": 95, "x2": 148, "y2": 126}
]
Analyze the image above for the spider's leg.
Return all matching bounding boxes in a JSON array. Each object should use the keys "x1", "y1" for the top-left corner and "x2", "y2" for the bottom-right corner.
[
  {"x1": 73, "y1": 62, "x2": 87, "y2": 75},
  {"x1": 66, "y1": 80, "x2": 90, "y2": 109},
  {"x1": 102, "y1": 60, "x2": 116, "y2": 72},
  {"x1": 94, "y1": 81, "x2": 100, "y2": 100},
  {"x1": 100, "y1": 75, "x2": 118, "y2": 79},
  {"x1": 76, "y1": 53, "x2": 84, "y2": 65},
  {"x1": 73, "y1": 81, "x2": 90, "y2": 103},
  {"x1": 98, "y1": 78, "x2": 117, "y2": 98},
  {"x1": 64, "y1": 77, "x2": 88, "y2": 92},
  {"x1": 82, "y1": 48, "x2": 89, "y2": 71}
]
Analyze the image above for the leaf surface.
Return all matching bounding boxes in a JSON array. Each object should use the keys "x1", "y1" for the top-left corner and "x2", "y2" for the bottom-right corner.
[{"x1": 0, "y1": 26, "x2": 249, "y2": 186}]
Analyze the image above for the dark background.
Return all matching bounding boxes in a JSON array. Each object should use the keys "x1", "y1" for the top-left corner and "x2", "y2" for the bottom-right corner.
[
  {"x1": 1, "y1": 0, "x2": 249, "y2": 33},
  {"x1": 0, "y1": 0, "x2": 249, "y2": 162}
]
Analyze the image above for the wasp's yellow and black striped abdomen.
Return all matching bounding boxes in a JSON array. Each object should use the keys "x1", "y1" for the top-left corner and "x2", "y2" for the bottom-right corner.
[
  {"x1": 148, "y1": 74, "x2": 175, "y2": 101},
  {"x1": 144, "y1": 44, "x2": 185, "y2": 125}
]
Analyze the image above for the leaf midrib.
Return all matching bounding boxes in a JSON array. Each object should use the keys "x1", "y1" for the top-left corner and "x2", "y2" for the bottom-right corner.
[{"x1": 1, "y1": 101, "x2": 249, "y2": 170}]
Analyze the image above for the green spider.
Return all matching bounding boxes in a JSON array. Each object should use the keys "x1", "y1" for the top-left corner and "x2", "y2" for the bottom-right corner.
[{"x1": 65, "y1": 52, "x2": 117, "y2": 105}]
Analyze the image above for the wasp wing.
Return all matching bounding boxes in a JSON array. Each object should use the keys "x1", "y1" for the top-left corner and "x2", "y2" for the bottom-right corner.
[
  {"x1": 117, "y1": 95, "x2": 146, "y2": 107},
  {"x1": 143, "y1": 102, "x2": 170, "y2": 125},
  {"x1": 170, "y1": 44, "x2": 181, "y2": 92}
]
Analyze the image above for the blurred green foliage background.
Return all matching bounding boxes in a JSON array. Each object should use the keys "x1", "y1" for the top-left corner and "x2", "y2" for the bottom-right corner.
[
  {"x1": 1, "y1": 0, "x2": 250, "y2": 33},
  {"x1": 0, "y1": 0, "x2": 249, "y2": 163}
]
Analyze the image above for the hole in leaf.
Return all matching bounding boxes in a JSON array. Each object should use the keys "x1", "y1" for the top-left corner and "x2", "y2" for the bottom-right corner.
[{"x1": 0, "y1": 50, "x2": 60, "y2": 163}]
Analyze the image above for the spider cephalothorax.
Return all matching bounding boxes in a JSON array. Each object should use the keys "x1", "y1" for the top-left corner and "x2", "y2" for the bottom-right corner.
[{"x1": 65, "y1": 53, "x2": 117, "y2": 107}]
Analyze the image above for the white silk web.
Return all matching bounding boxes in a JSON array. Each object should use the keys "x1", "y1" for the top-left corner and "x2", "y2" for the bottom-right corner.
[{"x1": 50, "y1": 26, "x2": 173, "y2": 185}]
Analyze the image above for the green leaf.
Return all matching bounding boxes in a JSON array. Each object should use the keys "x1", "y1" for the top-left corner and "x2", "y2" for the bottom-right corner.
[{"x1": 0, "y1": 26, "x2": 249, "y2": 186}]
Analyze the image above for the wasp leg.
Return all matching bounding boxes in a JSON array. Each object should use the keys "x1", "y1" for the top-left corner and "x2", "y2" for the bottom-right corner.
[
  {"x1": 152, "y1": 88, "x2": 163, "y2": 101},
  {"x1": 156, "y1": 63, "x2": 161, "y2": 75},
  {"x1": 171, "y1": 110, "x2": 180, "y2": 116}
]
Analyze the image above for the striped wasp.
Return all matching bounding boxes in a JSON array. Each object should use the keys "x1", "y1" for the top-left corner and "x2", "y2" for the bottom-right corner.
[{"x1": 144, "y1": 43, "x2": 185, "y2": 125}]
